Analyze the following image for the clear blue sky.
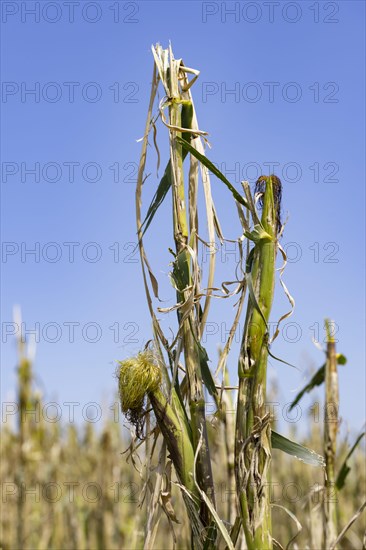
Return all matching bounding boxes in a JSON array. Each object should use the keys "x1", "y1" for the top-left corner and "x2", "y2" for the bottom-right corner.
[{"x1": 1, "y1": 1, "x2": 365, "y2": 437}]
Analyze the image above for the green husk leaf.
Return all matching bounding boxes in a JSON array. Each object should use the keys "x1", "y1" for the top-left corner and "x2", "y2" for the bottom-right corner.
[{"x1": 272, "y1": 430, "x2": 325, "y2": 467}]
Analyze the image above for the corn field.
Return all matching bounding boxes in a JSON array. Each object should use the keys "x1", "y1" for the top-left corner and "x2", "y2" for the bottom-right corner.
[
  {"x1": 1, "y1": 44, "x2": 365, "y2": 550},
  {"x1": 1, "y1": 350, "x2": 365, "y2": 549}
]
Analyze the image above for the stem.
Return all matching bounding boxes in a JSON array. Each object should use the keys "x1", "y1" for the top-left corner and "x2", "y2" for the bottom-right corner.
[
  {"x1": 222, "y1": 370, "x2": 236, "y2": 526},
  {"x1": 149, "y1": 388, "x2": 197, "y2": 496},
  {"x1": 169, "y1": 72, "x2": 215, "y2": 530},
  {"x1": 235, "y1": 176, "x2": 280, "y2": 550},
  {"x1": 17, "y1": 344, "x2": 31, "y2": 550},
  {"x1": 323, "y1": 319, "x2": 339, "y2": 549}
]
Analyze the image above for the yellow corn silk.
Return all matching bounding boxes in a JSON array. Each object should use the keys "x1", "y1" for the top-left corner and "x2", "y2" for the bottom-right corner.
[{"x1": 118, "y1": 351, "x2": 161, "y2": 412}]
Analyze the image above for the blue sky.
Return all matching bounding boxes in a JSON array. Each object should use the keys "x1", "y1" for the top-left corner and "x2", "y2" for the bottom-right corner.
[{"x1": 1, "y1": 1, "x2": 365, "y2": 437}]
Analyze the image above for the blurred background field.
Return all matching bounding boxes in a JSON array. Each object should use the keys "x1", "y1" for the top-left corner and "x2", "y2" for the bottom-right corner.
[{"x1": 1, "y1": 345, "x2": 365, "y2": 550}]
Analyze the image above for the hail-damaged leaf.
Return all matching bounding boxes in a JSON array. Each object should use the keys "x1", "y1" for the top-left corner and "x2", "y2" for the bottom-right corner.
[{"x1": 272, "y1": 430, "x2": 325, "y2": 467}]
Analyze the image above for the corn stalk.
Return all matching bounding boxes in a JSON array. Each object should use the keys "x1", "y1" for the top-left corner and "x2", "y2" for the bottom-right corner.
[
  {"x1": 130, "y1": 44, "x2": 224, "y2": 548},
  {"x1": 235, "y1": 176, "x2": 282, "y2": 550},
  {"x1": 131, "y1": 44, "x2": 326, "y2": 549},
  {"x1": 15, "y1": 308, "x2": 34, "y2": 550},
  {"x1": 166, "y1": 52, "x2": 216, "y2": 529},
  {"x1": 323, "y1": 319, "x2": 339, "y2": 549}
]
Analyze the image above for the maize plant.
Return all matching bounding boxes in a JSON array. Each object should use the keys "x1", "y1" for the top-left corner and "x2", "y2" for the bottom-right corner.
[
  {"x1": 1, "y1": 48, "x2": 364, "y2": 550},
  {"x1": 290, "y1": 321, "x2": 366, "y2": 550},
  {"x1": 323, "y1": 319, "x2": 340, "y2": 549},
  {"x1": 234, "y1": 175, "x2": 282, "y2": 550},
  {"x1": 116, "y1": 44, "x2": 363, "y2": 550},
  {"x1": 14, "y1": 307, "x2": 36, "y2": 550}
]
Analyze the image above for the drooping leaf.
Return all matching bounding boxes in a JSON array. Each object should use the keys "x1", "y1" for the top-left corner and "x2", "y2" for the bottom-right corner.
[
  {"x1": 336, "y1": 431, "x2": 365, "y2": 490},
  {"x1": 271, "y1": 430, "x2": 325, "y2": 467},
  {"x1": 266, "y1": 345, "x2": 299, "y2": 371},
  {"x1": 289, "y1": 353, "x2": 347, "y2": 411},
  {"x1": 289, "y1": 365, "x2": 325, "y2": 411},
  {"x1": 177, "y1": 136, "x2": 249, "y2": 209}
]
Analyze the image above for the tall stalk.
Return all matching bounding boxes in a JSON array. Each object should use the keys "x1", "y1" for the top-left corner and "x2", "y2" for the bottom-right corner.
[
  {"x1": 221, "y1": 369, "x2": 236, "y2": 526},
  {"x1": 132, "y1": 45, "x2": 327, "y2": 549},
  {"x1": 168, "y1": 59, "x2": 215, "y2": 527},
  {"x1": 323, "y1": 319, "x2": 339, "y2": 549},
  {"x1": 235, "y1": 176, "x2": 282, "y2": 550},
  {"x1": 16, "y1": 324, "x2": 32, "y2": 550}
]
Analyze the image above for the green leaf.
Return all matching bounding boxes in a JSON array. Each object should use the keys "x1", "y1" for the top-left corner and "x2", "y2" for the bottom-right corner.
[
  {"x1": 140, "y1": 102, "x2": 194, "y2": 238},
  {"x1": 266, "y1": 345, "x2": 299, "y2": 371},
  {"x1": 271, "y1": 430, "x2": 325, "y2": 467},
  {"x1": 170, "y1": 249, "x2": 190, "y2": 292},
  {"x1": 336, "y1": 431, "x2": 365, "y2": 490},
  {"x1": 181, "y1": 101, "x2": 194, "y2": 144},
  {"x1": 244, "y1": 224, "x2": 272, "y2": 244},
  {"x1": 289, "y1": 364, "x2": 325, "y2": 411},
  {"x1": 289, "y1": 353, "x2": 346, "y2": 411},
  {"x1": 203, "y1": 523, "x2": 218, "y2": 550},
  {"x1": 176, "y1": 136, "x2": 249, "y2": 209},
  {"x1": 337, "y1": 353, "x2": 347, "y2": 365},
  {"x1": 198, "y1": 343, "x2": 218, "y2": 398},
  {"x1": 140, "y1": 161, "x2": 173, "y2": 237}
]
